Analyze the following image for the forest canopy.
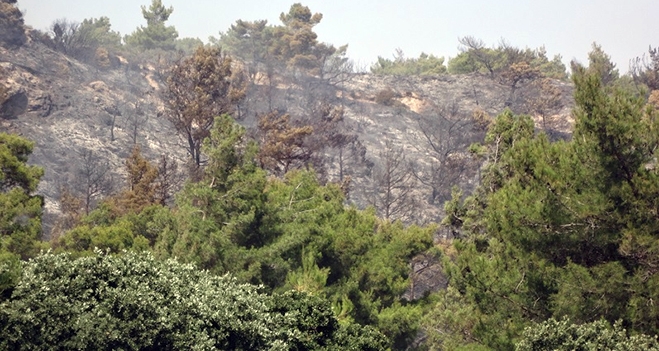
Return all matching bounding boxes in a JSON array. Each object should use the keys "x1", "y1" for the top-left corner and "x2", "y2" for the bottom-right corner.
[{"x1": 2, "y1": 1, "x2": 659, "y2": 349}]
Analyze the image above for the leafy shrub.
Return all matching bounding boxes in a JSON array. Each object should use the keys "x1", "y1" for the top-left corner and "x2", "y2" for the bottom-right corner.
[
  {"x1": 516, "y1": 318, "x2": 659, "y2": 351},
  {"x1": 371, "y1": 51, "x2": 447, "y2": 76},
  {"x1": 0, "y1": 250, "x2": 387, "y2": 350},
  {"x1": 48, "y1": 17, "x2": 121, "y2": 63}
]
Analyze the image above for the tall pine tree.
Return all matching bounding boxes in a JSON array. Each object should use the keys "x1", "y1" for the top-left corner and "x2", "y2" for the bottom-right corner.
[{"x1": 425, "y1": 65, "x2": 659, "y2": 349}]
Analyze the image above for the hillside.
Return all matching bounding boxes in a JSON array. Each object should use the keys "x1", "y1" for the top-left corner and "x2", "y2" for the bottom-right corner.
[
  {"x1": 0, "y1": 39, "x2": 187, "y2": 233},
  {"x1": 0, "y1": 34, "x2": 574, "y2": 235}
]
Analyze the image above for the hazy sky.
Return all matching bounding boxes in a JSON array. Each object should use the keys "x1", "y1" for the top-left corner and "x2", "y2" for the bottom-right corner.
[{"x1": 17, "y1": 0, "x2": 659, "y2": 73}]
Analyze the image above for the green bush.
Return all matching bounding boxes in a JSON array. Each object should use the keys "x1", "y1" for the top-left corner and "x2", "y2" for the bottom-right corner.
[
  {"x1": 370, "y1": 52, "x2": 447, "y2": 76},
  {"x1": 516, "y1": 318, "x2": 659, "y2": 351},
  {"x1": 0, "y1": 250, "x2": 387, "y2": 350}
]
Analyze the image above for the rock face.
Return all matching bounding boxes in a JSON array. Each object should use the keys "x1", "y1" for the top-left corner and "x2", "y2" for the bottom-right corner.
[
  {"x1": 0, "y1": 2, "x2": 28, "y2": 49},
  {"x1": 0, "y1": 36, "x2": 575, "y2": 235},
  {"x1": 0, "y1": 87, "x2": 27, "y2": 117}
]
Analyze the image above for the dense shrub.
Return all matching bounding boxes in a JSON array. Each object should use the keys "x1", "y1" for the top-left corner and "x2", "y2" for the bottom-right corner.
[
  {"x1": 516, "y1": 318, "x2": 659, "y2": 351},
  {"x1": 0, "y1": 250, "x2": 387, "y2": 350}
]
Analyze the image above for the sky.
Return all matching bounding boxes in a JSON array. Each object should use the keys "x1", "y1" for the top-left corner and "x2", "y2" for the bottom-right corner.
[{"x1": 16, "y1": 0, "x2": 659, "y2": 74}]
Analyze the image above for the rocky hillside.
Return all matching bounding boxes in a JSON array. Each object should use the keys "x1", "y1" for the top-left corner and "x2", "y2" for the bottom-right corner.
[
  {"x1": 337, "y1": 73, "x2": 572, "y2": 214},
  {"x1": 0, "y1": 35, "x2": 186, "y2": 233},
  {"x1": 0, "y1": 33, "x2": 575, "y2": 235}
]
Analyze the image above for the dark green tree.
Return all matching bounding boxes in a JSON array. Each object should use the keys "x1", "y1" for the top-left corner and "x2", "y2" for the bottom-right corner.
[
  {"x1": 155, "y1": 114, "x2": 268, "y2": 272},
  {"x1": 447, "y1": 51, "x2": 481, "y2": 74},
  {"x1": 271, "y1": 3, "x2": 334, "y2": 75},
  {"x1": 218, "y1": 3, "x2": 345, "y2": 80},
  {"x1": 78, "y1": 16, "x2": 121, "y2": 49},
  {"x1": 173, "y1": 36, "x2": 203, "y2": 54},
  {"x1": 448, "y1": 37, "x2": 566, "y2": 80},
  {"x1": 0, "y1": 133, "x2": 44, "y2": 296},
  {"x1": 424, "y1": 67, "x2": 659, "y2": 350},
  {"x1": 124, "y1": 0, "x2": 178, "y2": 51},
  {"x1": 151, "y1": 115, "x2": 434, "y2": 349},
  {"x1": 581, "y1": 42, "x2": 619, "y2": 86},
  {"x1": 531, "y1": 46, "x2": 568, "y2": 80},
  {"x1": 218, "y1": 19, "x2": 274, "y2": 82},
  {"x1": 257, "y1": 169, "x2": 434, "y2": 348}
]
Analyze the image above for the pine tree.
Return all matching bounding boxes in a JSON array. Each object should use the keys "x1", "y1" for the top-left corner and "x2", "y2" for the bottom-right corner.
[
  {"x1": 256, "y1": 110, "x2": 313, "y2": 176},
  {"x1": 0, "y1": 133, "x2": 44, "y2": 295},
  {"x1": 425, "y1": 67, "x2": 659, "y2": 349},
  {"x1": 583, "y1": 42, "x2": 619, "y2": 86},
  {"x1": 111, "y1": 145, "x2": 159, "y2": 215},
  {"x1": 124, "y1": 0, "x2": 178, "y2": 51},
  {"x1": 163, "y1": 46, "x2": 246, "y2": 169}
]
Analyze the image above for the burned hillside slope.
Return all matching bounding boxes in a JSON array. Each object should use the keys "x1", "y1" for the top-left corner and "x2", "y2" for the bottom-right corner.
[
  {"x1": 242, "y1": 71, "x2": 574, "y2": 223},
  {"x1": 0, "y1": 36, "x2": 186, "y2": 235},
  {"x1": 1, "y1": 35, "x2": 574, "y2": 233}
]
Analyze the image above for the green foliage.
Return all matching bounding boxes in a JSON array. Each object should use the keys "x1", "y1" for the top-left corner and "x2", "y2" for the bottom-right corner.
[
  {"x1": 0, "y1": 133, "x2": 43, "y2": 193},
  {"x1": 53, "y1": 145, "x2": 176, "y2": 256},
  {"x1": 531, "y1": 46, "x2": 568, "y2": 80},
  {"x1": 376, "y1": 302, "x2": 424, "y2": 350},
  {"x1": 516, "y1": 318, "x2": 659, "y2": 351},
  {"x1": 78, "y1": 16, "x2": 121, "y2": 49},
  {"x1": 51, "y1": 113, "x2": 433, "y2": 348},
  {"x1": 0, "y1": 133, "x2": 44, "y2": 294},
  {"x1": 452, "y1": 36, "x2": 505, "y2": 76},
  {"x1": 49, "y1": 17, "x2": 121, "y2": 62},
  {"x1": 124, "y1": 0, "x2": 178, "y2": 51},
  {"x1": 272, "y1": 3, "x2": 334, "y2": 74},
  {"x1": 259, "y1": 170, "x2": 434, "y2": 347},
  {"x1": 270, "y1": 290, "x2": 384, "y2": 350},
  {"x1": 583, "y1": 42, "x2": 620, "y2": 86},
  {"x1": 55, "y1": 201, "x2": 174, "y2": 256},
  {"x1": 55, "y1": 219, "x2": 149, "y2": 255},
  {"x1": 0, "y1": 252, "x2": 19, "y2": 299},
  {"x1": 631, "y1": 46, "x2": 659, "y2": 91},
  {"x1": 216, "y1": 19, "x2": 274, "y2": 78},
  {"x1": 286, "y1": 247, "x2": 330, "y2": 295},
  {"x1": 371, "y1": 51, "x2": 447, "y2": 76},
  {"x1": 147, "y1": 115, "x2": 434, "y2": 349},
  {"x1": 0, "y1": 250, "x2": 385, "y2": 349},
  {"x1": 423, "y1": 285, "x2": 486, "y2": 350},
  {"x1": 217, "y1": 3, "x2": 345, "y2": 79},
  {"x1": 174, "y1": 36, "x2": 203, "y2": 54},
  {"x1": 447, "y1": 52, "x2": 481, "y2": 74},
  {"x1": 155, "y1": 114, "x2": 268, "y2": 272},
  {"x1": 447, "y1": 37, "x2": 567, "y2": 80},
  {"x1": 425, "y1": 68, "x2": 659, "y2": 349}
]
